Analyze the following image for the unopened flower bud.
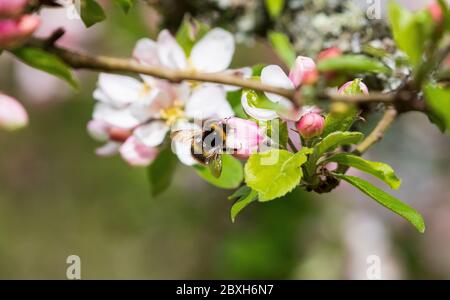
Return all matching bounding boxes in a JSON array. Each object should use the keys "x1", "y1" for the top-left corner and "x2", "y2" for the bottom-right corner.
[
  {"x1": 0, "y1": 93, "x2": 28, "y2": 130},
  {"x1": 317, "y1": 47, "x2": 342, "y2": 61},
  {"x1": 224, "y1": 117, "x2": 264, "y2": 159},
  {"x1": 428, "y1": 1, "x2": 444, "y2": 24},
  {"x1": 296, "y1": 112, "x2": 324, "y2": 139},
  {"x1": 316, "y1": 47, "x2": 342, "y2": 81},
  {"x1": 289, "y1": 56, "x2": 318, "y2": 87},
  {"x1": 0, "y1": 0, "x2": 27, "y2": 19},
  {"x1": 338, "y1": 80, "x2": 369, "y2": 95},
  {"x1": 0, "y1": 15, "x2": 40, "y2": 49}
]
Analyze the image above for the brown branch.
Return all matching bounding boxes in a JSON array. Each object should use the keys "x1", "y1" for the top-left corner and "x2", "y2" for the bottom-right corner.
[
  {"x1": 27, "y1": 38, "x2": 296, "y2": 100},
  {"x1": 22, "y1": 38, "x2": 423, "y2": 110},
  {"x1": 323, "y1": 91, "x2": 396, "y2": 104}
]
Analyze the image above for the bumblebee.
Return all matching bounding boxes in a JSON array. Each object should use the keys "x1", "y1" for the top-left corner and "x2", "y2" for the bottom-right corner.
[{"x1": 171, "y1": 120, "x2": 227, "y2": 178}]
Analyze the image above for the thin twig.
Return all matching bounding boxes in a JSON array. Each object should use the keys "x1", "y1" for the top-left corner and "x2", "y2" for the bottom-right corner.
[{"x1": 353, "y1": 106, "x2": 398, "y2": 155}]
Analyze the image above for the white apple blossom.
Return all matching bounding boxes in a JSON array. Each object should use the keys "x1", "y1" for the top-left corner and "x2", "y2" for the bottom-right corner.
[
  {"x1": 241, "y1": 56, "x2": 317, "y2": 121},
  {"x1": 89, "y1": 72, "x2": 235, "y2": 166},
  {"x1": 133, "y1": 27, "x2": 251, "y2": 91}
]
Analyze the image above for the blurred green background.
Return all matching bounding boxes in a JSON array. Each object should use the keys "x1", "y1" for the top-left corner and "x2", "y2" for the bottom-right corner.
[{"x1": 0, "y1": 1, "x2": 449, "y2": 279}]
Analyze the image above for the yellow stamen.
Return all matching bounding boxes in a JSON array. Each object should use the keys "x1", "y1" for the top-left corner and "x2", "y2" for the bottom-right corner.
[{"x1": 160, "y1": 100, "x2": 184, "y2": 125}]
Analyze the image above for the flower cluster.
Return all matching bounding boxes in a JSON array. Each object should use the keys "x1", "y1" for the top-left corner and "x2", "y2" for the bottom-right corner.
[
  {"x1": 88, "y1": 28, "x2": 262, "y2": 167},
  {"x1": 88, "y1": 26, "x2": 371, "y2": 171}
]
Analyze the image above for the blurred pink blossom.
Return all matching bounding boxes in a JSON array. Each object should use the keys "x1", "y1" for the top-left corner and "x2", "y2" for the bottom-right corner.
[
  {"x1": 289, "y1": 56, "x2": 318, "y2": 87},
  {"x1": 0, "y1": 93, "x2": 28, "y2": 130},
  {"x1": 0, "y1": 0, "x2": 27, "y2": 19},
  {"x1": 14, "y1": 8, "x2": 102, "y2": 104},
  {"x1": 0, "y1": 15, "x2": 40, "y2": 49},
  {"x1": 428, "y1": 1, "x2": 444, "y2": 24}
]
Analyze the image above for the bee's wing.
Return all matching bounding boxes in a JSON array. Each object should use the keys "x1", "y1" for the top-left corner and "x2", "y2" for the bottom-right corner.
[
  {"x1": 170, "y1": 129, "x2": 201, "y2": 144},
  {"x1": 206, "y1": 152, "x2": 222, "y2": 178}
]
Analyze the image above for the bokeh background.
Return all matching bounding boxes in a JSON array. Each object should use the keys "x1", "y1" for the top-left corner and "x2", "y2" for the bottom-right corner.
[{"x1": 0, "y1": 0, "x2": 449, "y2": 279}]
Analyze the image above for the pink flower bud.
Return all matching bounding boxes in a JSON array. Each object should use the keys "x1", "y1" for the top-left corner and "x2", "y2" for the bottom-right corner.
[
  {"x1": 0, "y1": 15, "x2": 40, "y2": 49},
  {"x1": 0, "y1": 93, "x2": 28, "y2": 130},
  {"x1": 119, "y1": 136, "x2": 158, "y2": 167},
  {"x1": 288, "y1": 56, "x2": 318, "y2": 87},
  {"x1": 224, "y1": 117, "x2": 264, "y2": 159},
  {"x1": 338, "y1": 80, "x2": 369, "y2": 95},
  {"x1": 296, "y1": 112, "x2": 324, "y2": 139},
  {"x1": 316, "y1": 47, "x2": 342, "y2": 81},
  {"x1": 0, "y1": 0, "x2": 27, "y2": 19},
  {"x1": 317, "y1": 47, "x2": 342, "y2": 61},
  {"x1": 428, "y1": 1, "x2": 444, "y2": 24}
]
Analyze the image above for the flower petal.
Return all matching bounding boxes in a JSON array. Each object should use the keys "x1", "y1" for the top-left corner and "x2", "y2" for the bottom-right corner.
[
  {"x1": 119, "y1": 136, "x2": 159, "y2": 167},
  {"x1": 97, "y1": 73, "x2": 143, "y2": 107},
  {"x1": 261, "y1": 65, "x2": 294, "y2": 103},
  {"x1": 87, "y1": 119, "x2": 110, "y2": 142},
  {"x1": 287, "y1": 121, "x2": 301, "y2": 152},
  {"x1": 93, "y1": 102, "x2": 141, "y2": 129},
  {"x1": 133, "y1": 38, "x2": 160, "y2": 66},
  {"x1": 128, "y1": 88, "x2": 165, "y2": 122},
  {"x1": 185, "y1": 86, "x2": 233, "y2": 119},
  {"x1": 241, "y1": 90, "x2": 278, "y2": 121},
  {"x1": 95, "y1": 141, "x2": 120, "y2": 157},
  {"x1": 134, "y1": 121, "x2": 169, "y2": 147},
  {"x1": 190, "y1": 28, "x2": 235, "y2": 73},
  {"x1": 157, "y1": 29, "x2": 187, "y2": 70},
  {"x1": 170, "y1": 120, "x2": 200, "y2": 166}
]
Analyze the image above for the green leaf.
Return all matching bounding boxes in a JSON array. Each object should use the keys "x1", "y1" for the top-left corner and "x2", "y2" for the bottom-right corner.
[
  {"x1": 227, "y1": 90, "x2": 247, "y2": 119},
  {"x1": 437, "y1": 0, "x2": 450, "y2": 32},
  {"x1": 424, "y1": 84, "x2": 450, "y2": 133},
  {"x1": 176, "y1": 16, "x2": 210, "y2": 56},
  {"x1": 252, "y1": 64, "x2": 265, "y2": 76},
  {"x1": 305, "y1": 131, "x2": 364, "y2": 176},
  {"x1": 317, "y1": 55, "x2": 390, "y2": 74},
  {"x1": 267, "y1": 31, "x2": 296, "y2": 67},
  {"x1": 324, "y1": 153, "x2": 401, "y2": 189},
  {"x1": 245, "y1": 89, "x2": 280, "y2": 110},
  {"x1": 314, "y1": 131, "x2": 364, "y2": 159},
  {"x1": 12, "y1": 47, "x2": 78, "y2": 89},
  {"x1": 195, "y1": 154, "x2": 243, "y2": 189},
  {"x1": 80, "y1": 0, "x2": 106, "y2": 28},
  {"x1": 229, "y1": 186, "x2": 258, "y2": 222},
  {"x1": 265, "y1": 0, "x2": 285, "y2": 20},
  {"x1": 146, "y1": 147, "x2": 178, "y2": 197},
  {"x1": 264, "y1": 119, "x2": 289, "y2": 149},
  {"x1": 114, "y1": 0, "x2": 135, "y2": 13},
  {"x1": 388, "y1": 1, "x2": 433, "y2": 66},
  {"x1": 245, "y1": 148, "x2": 312, "y2": 201},
  {"x1": 335, "y1": 174, "x2": 425, "y2": 233},
  {"x1": 322, "y1": 104, "x2": 358, "y2": 137}
]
